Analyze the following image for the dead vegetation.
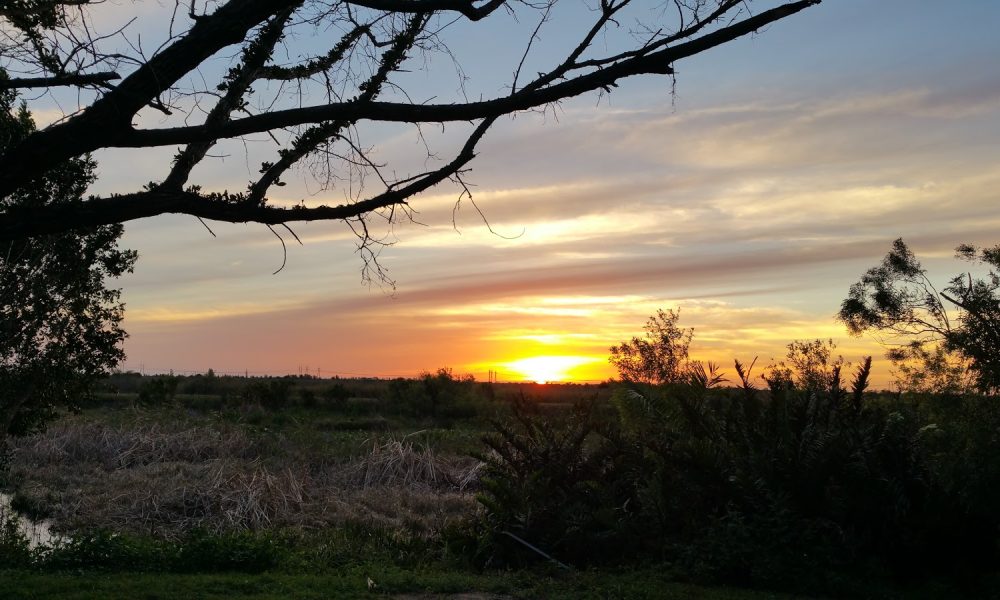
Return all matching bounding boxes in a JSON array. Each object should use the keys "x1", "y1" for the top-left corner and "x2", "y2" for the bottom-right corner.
[
  {"x1": 348, "y1": 436, "x2": 483, "y2": 492},
  {"x1": 5, "y1": 421, "x2": 482, "y2": 539}
]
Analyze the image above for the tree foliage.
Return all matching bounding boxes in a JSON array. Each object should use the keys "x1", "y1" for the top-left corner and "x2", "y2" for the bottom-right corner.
[
  {"x1": 839, "y1": 239, "x2": 1000, "y2": 394},
  {"x1": 0, "y1": 81, "x2": 136, "y2": 439},
  {"x1": 0, "y1": 0, "x2": 821, "y2": 273},
  {"x1": 608, "y1": 308, "x2": 693, "y2": 385},
  {"x1": 764, "y1": 338, "x2": 845, "y2": 393}
]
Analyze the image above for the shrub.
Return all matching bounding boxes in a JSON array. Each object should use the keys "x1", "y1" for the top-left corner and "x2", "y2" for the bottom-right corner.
[
  {"x1": 0, "y1": 514, "x2": 33, "y2": 569},
  {"x1": 298, "y1": 387, "x2": 317, "y2": 407},
  {"x1": 321, "y1": 383, "x2": 351, "y2": 406},
  {"x1": 242, "y1": 379, "x2": 293, "y2": 410},
  {"x1": 42, "y1": 530, "x2": 167, "y2": 572},
  {"x1": 137, "y1": 376, "x2": 179, "y2": 405},
  {"x1": 475, "y1": 397, "x2": 640, "y2": 566},
  {"x1": 476, "y1": 357, "x2": 1000, "y2": 591},
  {"x1": 32, "y1": 529, "x2": 285, "y2": 573},
  {"x1": 174, "y1": 530, "x2": 285, "y2": 573},
  {"x1": 389, "y1": 368, "x2": 491, "y2": 422}
]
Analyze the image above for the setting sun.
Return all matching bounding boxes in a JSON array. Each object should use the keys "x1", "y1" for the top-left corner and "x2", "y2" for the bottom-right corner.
[{"x1": 501, "y1": 356, "x2": 598, "y2": 383}]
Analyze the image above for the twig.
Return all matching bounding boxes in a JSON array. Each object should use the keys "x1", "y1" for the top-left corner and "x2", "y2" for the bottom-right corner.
[{"x1": 500, "y1": 530, "x2": 572, "y2": 570}]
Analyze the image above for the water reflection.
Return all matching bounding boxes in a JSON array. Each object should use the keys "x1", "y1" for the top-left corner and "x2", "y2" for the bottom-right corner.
[{"x1": 0, "y1": 492, "x2": 65, "y2": 548}]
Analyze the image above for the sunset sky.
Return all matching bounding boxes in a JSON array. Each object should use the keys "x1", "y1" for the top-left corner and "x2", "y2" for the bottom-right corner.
[{"x1": 58, "y1": 0, "x2": 1000, "y2": 385}]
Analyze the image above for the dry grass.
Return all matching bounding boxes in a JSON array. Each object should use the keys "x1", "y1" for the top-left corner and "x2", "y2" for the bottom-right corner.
[
  {"x1": 15, "y1": 421, "x2": 259, "y2": 468},
  {"x1": 5, "y1": 421, "x2": 483, "y2": 539},
  {"x1": 348, "y1": 435, "x2": 483, "y2": 492}
]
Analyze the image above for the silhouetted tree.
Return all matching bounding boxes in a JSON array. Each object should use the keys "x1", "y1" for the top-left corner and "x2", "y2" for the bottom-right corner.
[
  {"x1": 0, "y1": 78, "x2": 136, "y2": 441},
  {"x1": 0, "y1": 0, "x2": 821, "y2": 278},
  {"x1": 609, "y1": 308, "x2": 693, "y2": 385},
  {"x1": 839, "y1": 238, "x2": 1000, "y2": 394},
  {"x1": 765, "y1": 338, "x2": 845, "y2": 392}
]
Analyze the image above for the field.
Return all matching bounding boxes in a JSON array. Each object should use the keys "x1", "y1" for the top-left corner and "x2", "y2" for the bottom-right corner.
[{"x1": 2, "y1": 372, "x2": 1000, "y2": 598}]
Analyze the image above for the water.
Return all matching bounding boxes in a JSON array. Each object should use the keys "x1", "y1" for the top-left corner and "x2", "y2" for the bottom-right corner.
[{"x1": 0, "y1": 491, "x2": 65, "y2": 548}]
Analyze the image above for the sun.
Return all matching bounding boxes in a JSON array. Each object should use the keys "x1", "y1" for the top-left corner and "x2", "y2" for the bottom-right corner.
[{"x1": 502, "y1": 356, "x2": 595, "y2": 384}]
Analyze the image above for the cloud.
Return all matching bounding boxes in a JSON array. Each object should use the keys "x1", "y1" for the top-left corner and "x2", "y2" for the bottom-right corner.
[{"x1": 112, "y1": 69, "x2": 1000, "y2": 390}]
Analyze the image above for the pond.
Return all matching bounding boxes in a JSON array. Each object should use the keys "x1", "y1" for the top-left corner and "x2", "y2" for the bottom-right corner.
[{"x1": 0, "y1": 492, "x2": 64, "y2": 548}]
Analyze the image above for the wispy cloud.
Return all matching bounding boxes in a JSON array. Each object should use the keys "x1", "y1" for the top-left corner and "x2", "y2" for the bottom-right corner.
[{"x1": 113, "y1": 49, "x2": 1000, "y2": 389}]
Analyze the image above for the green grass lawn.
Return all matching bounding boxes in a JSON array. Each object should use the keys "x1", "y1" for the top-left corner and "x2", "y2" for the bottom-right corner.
[{"x1": 0, "y1": 568, "x2": 807, "y2": 600}]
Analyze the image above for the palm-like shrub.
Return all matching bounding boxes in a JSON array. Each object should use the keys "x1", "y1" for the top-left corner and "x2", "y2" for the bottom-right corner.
[
  {"x1": 477, "y1": 357, "x2": 1000, "y2": 591},
  {"x1": 475, "y1": 398, "x2": 641, "y2": 565}
]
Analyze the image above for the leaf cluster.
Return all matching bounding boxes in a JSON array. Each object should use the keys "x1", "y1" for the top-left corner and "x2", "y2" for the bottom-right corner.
[
  {"x1": 608, "y1": 308, "x2": 693, "y2": 385},
  {"x1": 839, "y1": 238, "x2": 1000, "y2": 394},
  {"x1": 0, "y1": 82, "x2": 136, "y2": 439}
]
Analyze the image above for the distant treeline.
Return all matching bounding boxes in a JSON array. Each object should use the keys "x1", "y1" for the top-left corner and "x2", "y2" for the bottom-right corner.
[{"x1": 90, "y1": 369, "x2": 609, "y2": 425}]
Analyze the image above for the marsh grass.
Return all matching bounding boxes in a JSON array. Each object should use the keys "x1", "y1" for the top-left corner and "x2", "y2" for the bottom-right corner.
[
  {"x1": 5, "y1": 417, "x2": 482, "y2": 539},
  {"x1": 349, "y1": 435, "x2": 483, "y2": 492}
]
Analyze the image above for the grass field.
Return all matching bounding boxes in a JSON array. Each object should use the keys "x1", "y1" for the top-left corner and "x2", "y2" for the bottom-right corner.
[
  {"x1": 3, "y1": 373, "x2": 999, "y2": 599},
  {"x1": 0, "y1": 568, "x2": 810, "y2": 599}
]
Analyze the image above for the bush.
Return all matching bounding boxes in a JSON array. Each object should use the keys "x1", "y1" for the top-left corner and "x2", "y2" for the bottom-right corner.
[
  {"x1": 9, "y1": 490, "x2": 53, "y2": 521},
  {"x1": 25, "y1": 529, "x2": 285, "y2": 573},
  {"x1": 475, "y1": 398, "x2": 640, "y2": 566},
  {"x1": 174, "y1": 530, "x2": 285, "y2": 573},
  {"x1": 42, "y1": 530, "x2": 167, "y2": 572},
  {"x1": 321, "y1": 383, "x2": 351, "y2": 406},
  {"x1": 0, "y1": 515, "x2": 33, "y2": 569},
  {"x1": 388, "y1": 368, "x2": 491, "y2": 422},
  {"x1": 242, "y1": 380, "x2": 293, "y2": 410},
  {"x1": 137, "y1": 376, "x2": 179, "y2": 405},
  {"x1": 475, "y1": 358, "x2": 1000, "y2": 592}
]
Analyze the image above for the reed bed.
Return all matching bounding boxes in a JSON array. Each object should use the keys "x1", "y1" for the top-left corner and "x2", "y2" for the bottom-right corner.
[
  {"x1": 348, "y1": 436, "x2": 483, "y2": 492},
  {"x1": 5, "y1": 421, "x2": 482, "y2": 538}
]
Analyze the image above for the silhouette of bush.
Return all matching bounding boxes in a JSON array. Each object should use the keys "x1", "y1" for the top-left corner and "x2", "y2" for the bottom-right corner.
[
  {"x1": 475, "y1": 397, "x2": 640, "y2": 566},
  {"x1": 242, "y1": 380, "x2": 293, "y2": 410},
  {"x1": 298, "y1": 387, "x2": 317, "y2": 407},
  {"x1": 42, "y1": 530, "x2": 167, "y2": 572},
  {"x1": 321, "y1": 383, "x2": 351, "y2": 406},
  {"x1": 35, "y1": 529, "x2": 285, "y2": 573},
  {"x1": 389, "y1": 368, "x2": 491, "y2": 422},
  {"x1": 476, "y1": 358, "x2": 1000, "y2": 592},
  {"x1": 173, "y1": 529, "x2": 284, "y2": 573},
  {"x1": 178, "y1": 370, "x2": 224, "y2": 396},
  {"x1": 0, "y1": 515, "x2": 33, "y2": 569},
  {"x1": 137, "y1": 376, "x2": 179, "y2": 405}
]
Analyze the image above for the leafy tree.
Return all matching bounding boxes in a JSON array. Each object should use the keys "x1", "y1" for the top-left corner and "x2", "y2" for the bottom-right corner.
[
  {"x1": 839, "y1": 238, "x2": 1000, "y2": 394},
  {"x1": 609, "y1": 308, "x2": 693, "y2": 385},
  {"x1": 764, "y1": 338, "x2": 845, "y2": 392},
  {"x1": 0, "y1": 78, "x2": 136, "y2": 441},
  {"x1": 0, "y1": 0, "x2": 821, "y2": 257}
]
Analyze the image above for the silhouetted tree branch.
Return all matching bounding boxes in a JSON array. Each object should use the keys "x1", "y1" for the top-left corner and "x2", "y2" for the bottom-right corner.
[
  {"x1": 0, "y1": 70, "x2": 119, "y2": 89},
  {"x1": 0, "y1": 0, "x2": 822, "y2": 242},
  {"x1": 840, "y1": 239, "x2": 1000, "y2": 394}
]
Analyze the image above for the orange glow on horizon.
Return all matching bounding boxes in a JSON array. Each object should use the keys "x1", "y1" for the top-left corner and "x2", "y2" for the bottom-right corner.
[{"x1": 498, "y1": 355, "x2": 603, "y2": 383}]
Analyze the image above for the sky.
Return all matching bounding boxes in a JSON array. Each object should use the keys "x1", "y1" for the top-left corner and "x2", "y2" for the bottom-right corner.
[{"x1": 46, "y1": 0, "x2": 1000, "y2": 385}]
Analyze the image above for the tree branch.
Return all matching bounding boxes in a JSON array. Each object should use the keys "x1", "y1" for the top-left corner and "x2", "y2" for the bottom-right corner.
[
  {"x1": 0, "y1": 70, "x2": 120, "y2": 89},
  {"x1": 343, "y1": 0, "x2": 505, "y2": 21},
  {"x1": 248, "y1": 12, "x2": 428, "y2": 203},
  {"x1": 111, "y1": 0, "x2": 820, "y2": 149},
  {"x1": 0, "y1": 0, "x2": 822, "y2": 234},
  {"x1": 0, "y1": 116, "x2": 496, "y2": 239}
]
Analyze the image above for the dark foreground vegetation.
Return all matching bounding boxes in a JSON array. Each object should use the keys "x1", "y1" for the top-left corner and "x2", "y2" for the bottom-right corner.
[{"x1": 2, "y1": 367, "x2": 999, "y2": 598}]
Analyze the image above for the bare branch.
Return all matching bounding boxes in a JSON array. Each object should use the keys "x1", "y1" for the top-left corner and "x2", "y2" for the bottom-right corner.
[
  {"x1": 0, "y1": 115, "x2": 498, "y2": 239},
  {"x1": 0, "y1": 0, "x2": 823, "y2": 240},
  {"x1": 343, "y1": 0, "x2": 506, "y2": 21},
  {"x1": 0, "y1": 70, "x2": 119, "y2": 89}
]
